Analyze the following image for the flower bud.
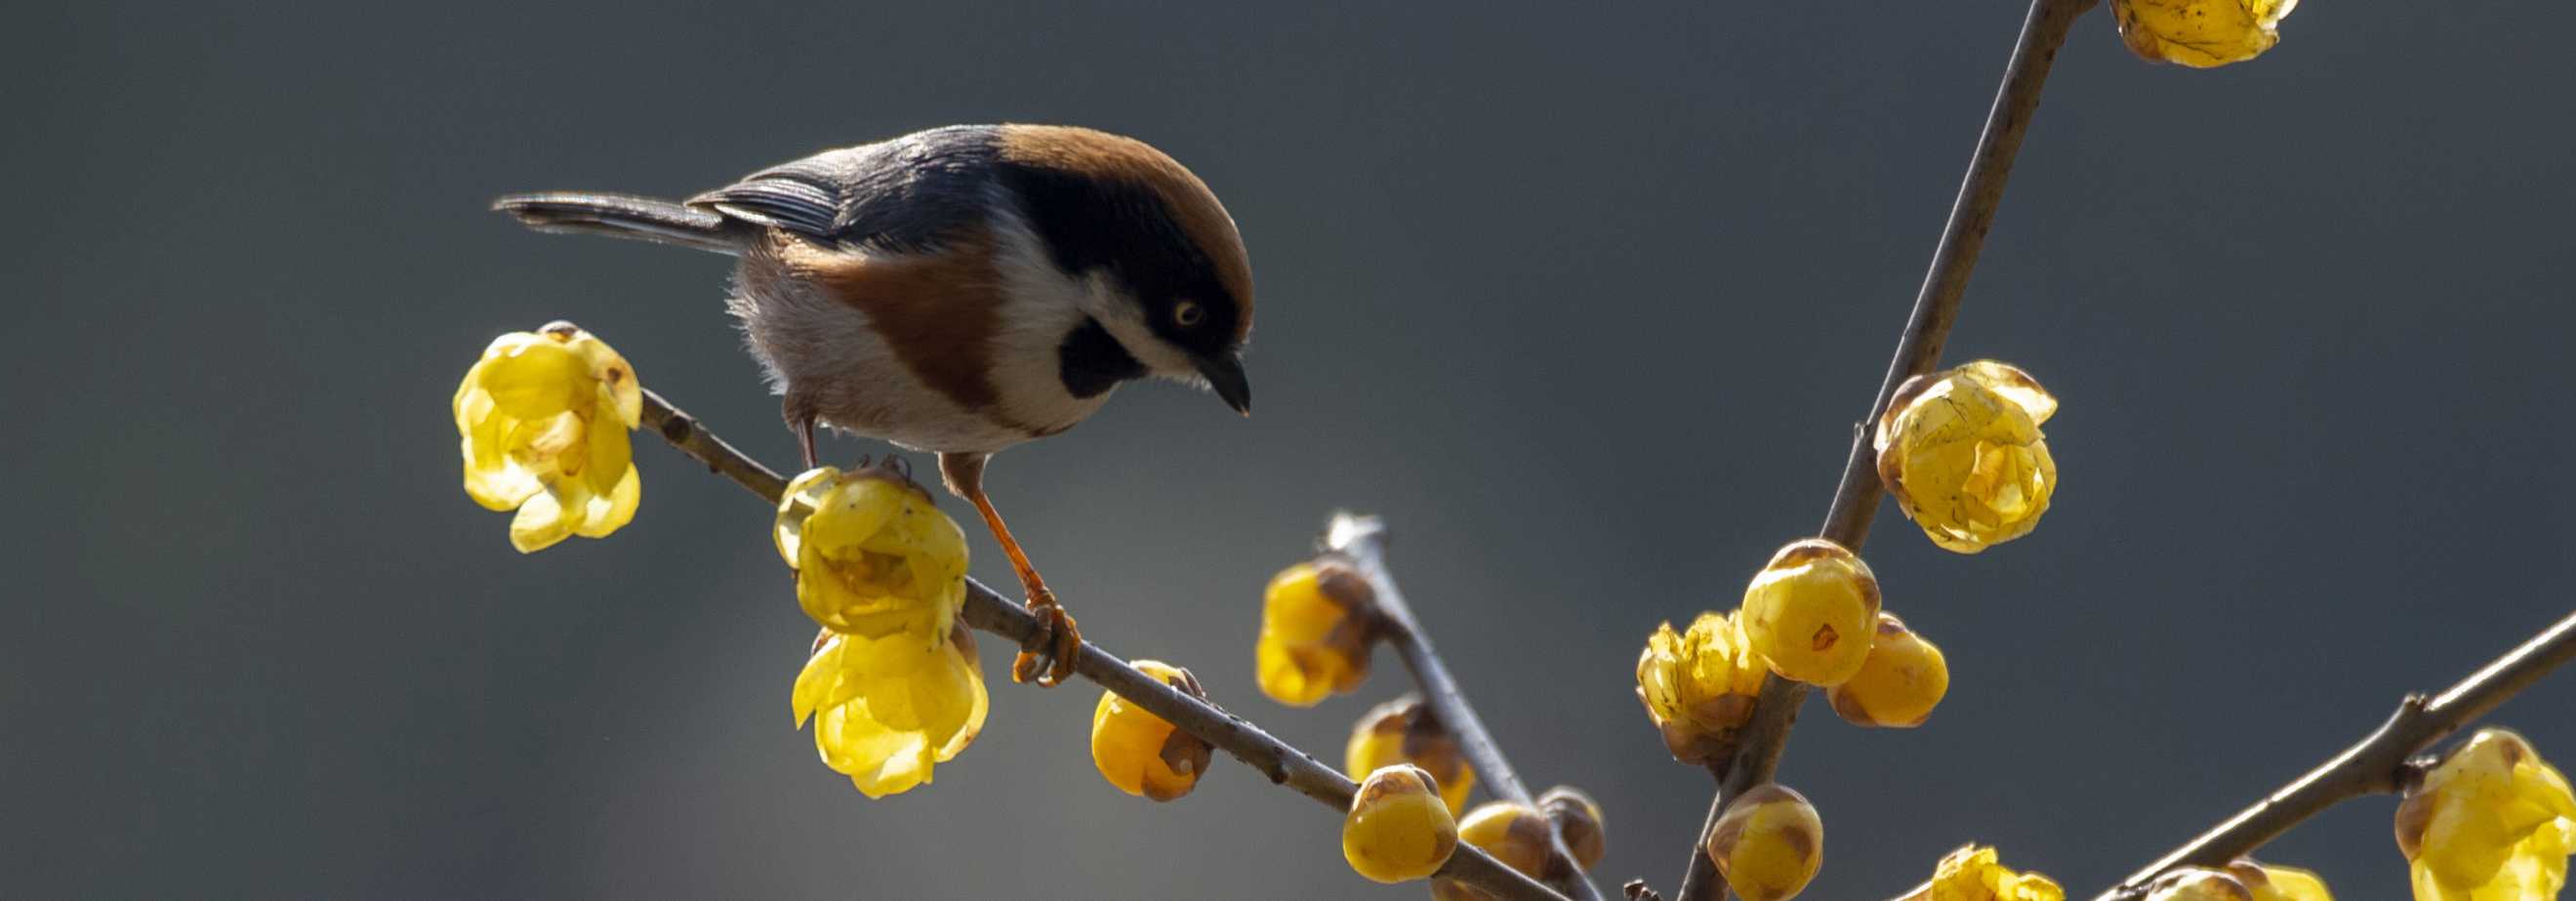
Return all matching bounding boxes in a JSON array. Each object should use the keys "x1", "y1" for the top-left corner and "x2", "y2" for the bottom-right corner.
[
  {"x1": 1090, "y1": 660, "x2": 1214, "y2": 801},
  {"x1": 1874, "y1": 359, "x2": 2058, "y2": 553},
  {"x1": 1540, "y1": 786, "x2": 1608, "y2": 872},
  {"x1": 1894, "y1": 845, "x2": 2063, "y2": 901},
  {"x1": 1706, "y1": 784, "x2": 1822, "y2": 901},
  {"x1": 1342, "y1": 764, "x2": 1458, "y2": 883},
  {"x1": 1738, "y1": 540, "x2": 1881, "y2": 685},
  {"x1": 2222, "y1": 859, "x2": 2334, "y2": 901},
  {"x1": 1433, "y1": 801, "x2": 1556, "y2": 901},
  {"x1": 2112, "y1": 0, "x2": 2296, "y2": 68},
  {"x1": 1346, "y1": 694, "x2": 1476, "y2": 815},
  {"x1": 1636, "y1": 612, "x2": 1769, "y2": 764},
  {"x1": 1827, "y1": 612, "x2": 1949, "y2": 728},
  {"x1": 2143, "y1": 868, "x2": 2251, "y2": 901},
  {"x1": 1256, "y1": 560, "x2": 1379, "y2": 707},
  {"x1": 2393, "y1": 727, "x2": 2575, "y2": 899}
]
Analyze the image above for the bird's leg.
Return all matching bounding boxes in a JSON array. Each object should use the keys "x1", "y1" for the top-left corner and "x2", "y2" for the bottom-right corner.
[
  {"x1": 786, "y1": 401, "x2": 819, "y2": 471},
  {"x1": 937, "y1": 452, "x2": 1080, "y2": 686}
]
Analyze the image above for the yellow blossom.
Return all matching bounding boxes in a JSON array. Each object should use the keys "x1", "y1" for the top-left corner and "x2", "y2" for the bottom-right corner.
[
  {"x1": 1256, "y1": 560, "x2": 1378, "y2": 707},
  {"x1": 1738, "y1": 539, "x2": 1882, "y2": 685},
  {"x1": 792, "y1": 623, "x2": 988, "y2": 798},
  {"x1": 1343, "y1": 764, "x2": 1458, "y2": 883},
  {"x1": 2224, "y1": 859, "x2": 2335, "y2": 901},
  {"x1": 2114, "y1": 0, "x2": 2297, "y2": 68},
  {"x1": 774, "y1": 464, "x2": 970, "y2": 638},
  {"x1": 1636, "y1": 612, "x2": 1769, "y2": 764},
  {"x1": 454, "y1": 322, "x2": 642, "y2": 553},
  {"x1": 2394, "y1": 728, "x2": 2576, "y2": 901},
  {"x1": 1897, "y1": 845, "x2": 2065, "y2": 901},
  {"x1": 1346, "y1": 695, "x2": 1477, "y2": 815},
  {"x1": 1828, "y1": 612, "x2": 1950, "y2": 728},
  {"x1": 1707, "y1": 784, "x2": 1822, "y2": 901},
  {"x1": 1434, "y1": 801, "x2": 1556, "y2": 901},
  {"x1": 1875, "y1": 360, "x2": 2058, "y2": 553},
  {"x1": 1090, "y1": 660, "x2": 1214, "y2": 801}
]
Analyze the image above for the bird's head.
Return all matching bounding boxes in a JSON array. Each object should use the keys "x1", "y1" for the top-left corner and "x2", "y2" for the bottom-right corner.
[{"x1": 997, "y1": 124, "x2": 1254, "y2": 415}]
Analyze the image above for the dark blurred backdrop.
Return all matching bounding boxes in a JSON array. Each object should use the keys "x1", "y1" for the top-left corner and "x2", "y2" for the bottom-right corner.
[{"x1": 6, "y1": 2, "x2": 2572, "y2": 898}]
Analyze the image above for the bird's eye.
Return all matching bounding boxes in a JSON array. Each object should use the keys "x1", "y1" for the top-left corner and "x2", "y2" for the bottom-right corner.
[{"x1": 1172, "y1": 301, "x2": 1206, "y2": 328}]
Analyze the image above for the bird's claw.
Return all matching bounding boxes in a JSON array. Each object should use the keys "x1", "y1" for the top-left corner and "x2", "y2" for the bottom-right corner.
[{"x1": 1010, "y1": 593, "x2": 1081, "y2": 687}]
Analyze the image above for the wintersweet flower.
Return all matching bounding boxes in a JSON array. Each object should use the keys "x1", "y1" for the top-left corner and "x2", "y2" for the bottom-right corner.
[
  {"x1": 1635, "y1": 612, "x2": 1769, "y2": 764},
  {"x1": 773, "y1": 463, "x2": 970, "y2": 638},
  {"x1": 2395, "y1": 728, "x2": 2576, "y2": 901},
  {"x1": 1090, "y1": 660, "x2": 1214, "y2": 801},
  {"x1": 792, "y1": 623, "x2": 988, "y2": 798},
  {"x1": 1738, "y1": 539, "x2": 1882, "y2": 686},
  {"x1": 454, "y1": 322, "x2": 642, "y2": 552},
  {"x1": 1343, "y1": 764, "x2": 1458, "y2": 883},
  {"x1": 1347, "y1": 694, "x2": 1477, "y2": 815},
  {"x1": 1875, "y1": 360, "x2": 2058, "y2": 553},
  {"x1": 2113, "y1": 0, "x2": 2297, "y2": 68},
  {"x1": 1895, "y1": 845, "x2": 2065, "y2": 901},
  {"x1": 1256, "y1": 560, "x2": 1379, "y2": 707}
]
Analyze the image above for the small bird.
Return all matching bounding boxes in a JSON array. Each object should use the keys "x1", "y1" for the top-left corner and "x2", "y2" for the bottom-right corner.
[{"x1": 494, "y1": 124, "x2": 1254, "y2": 686}]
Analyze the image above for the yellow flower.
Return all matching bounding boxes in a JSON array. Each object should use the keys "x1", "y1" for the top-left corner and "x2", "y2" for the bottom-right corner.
[
  {"x1": 2394, "y1": 728, "x2": 2576, "y2": 901},
  {"x1": 1636, "y1": 612, "x2": 1769, "y2": 764},
  {"x1": 1875, "y1": 360, "x2": 2058, "y2": 553},
  {"x1": 1343, "y1": 764, "x2": 1459, "y2": 883},
  {"x1": 454, "y1": 322, "x2": 642, "y2": 553},
  {"x1": 1256, "y1": 560, "x2": 1379, "y2": 707},
  {"x1": 2224, "y1": 859, "x2": 2335, "y2": 901},
  {"x1": 1539, "y1": 786, "x2": 1608, "y2": 873},
  {"x1": 792, "y1": 623, "x2": 988, "y2": 799},
  {"x1": 1090, "y1": 660, "x2": 1214, "y2": 801},
  {"x1": 1738, "y1": 539, "x2": 1882, "y2": 685},
  {"x1": 1433, "y1": 801, "x2": 1556, "y2": 901},
  {"x1": 2113, "y1": 0, "x2": 2297, "y2": 68},
  {"x1": 1828, "y1": 612, "x2": 1950, "y2": 728},
  {"x1": 1897, "y1": 845, "x2": 2064, "y2": 901},
  {"x1": 1707, "y1": 784, "x2": 1822, "y2": 901},
  {"x1": 774, "y1": 464, "x2": 970, "y2": 638},
  {"x1": 1347, "y1": 694, "x2": 1477, "y2": 815}
]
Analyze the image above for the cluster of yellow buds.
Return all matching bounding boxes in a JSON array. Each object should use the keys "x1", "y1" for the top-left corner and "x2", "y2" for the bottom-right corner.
[
  {"x1": 1342, "y1": 764, "x2": 1459, "y2": 883},
  {"x1": 2394, "y1": 728, "x2": 2574, "y2": 900},
  {"x1": 1257, "y1": 559, "x2": 1382, "y2": 707},
  {"x1": 453, "y1": 322, "x2": 642, "y2": 553},
  {"x1": 1893, "y1": 845, "x2": 2065, "y2": 901},
  {"x1": 2139, "y1": 862, "x2": 2332, "y2": 901},
  {"x1": 1706, "y1": 784, "x2": 1822, "y2": 901},
  {"x1": 1089, "y1": 660, "x2": 1215, "y2": 801},
  {"x1": 1346, "y1": 695, "x2": 1477, "y2": 815},
  {"x1": 776, "y1": 462, "x2": 986, "y2": 798},
  {"x1": 2112, "y1": 0, "x2": 2298, "y2": 67},
  {"x1": 1636, "y1": 612, "x2": 1769, "y2": 764},
  {"x1": 1875, "y1": 360, "x2": 2058, "y2": 554}
]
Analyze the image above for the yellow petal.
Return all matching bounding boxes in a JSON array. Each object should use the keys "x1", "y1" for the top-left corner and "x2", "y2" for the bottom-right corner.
[
  {"x1": 573, "y1": 462, "x2": 640, "y2": 539},
  {"x1": 508, "y1": 486, "x2": 574, "y2": 553},
  {"x1": 774, "y1": 467, "x2": 843, "y2": 567},
  {"x1": 1957, "y1": 360, "x2": 2058, "y2": 425},
  {"x1": 477, "y1": 339, "x2": 591, "y2": 420},
  {"x1": 2113, "y1": 0, "x2": 2297, "y2": 68}
]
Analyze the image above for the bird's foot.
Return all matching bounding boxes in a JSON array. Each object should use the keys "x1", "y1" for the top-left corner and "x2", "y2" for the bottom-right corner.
[{"x1": 1010, "y1": 589, "x2": 1081, "y2": 687}]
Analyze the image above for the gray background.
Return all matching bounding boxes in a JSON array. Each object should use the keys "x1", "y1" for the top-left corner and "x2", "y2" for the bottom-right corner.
[{"x1": 6, "y1": 1, "x2": 2572, "y2": 898}]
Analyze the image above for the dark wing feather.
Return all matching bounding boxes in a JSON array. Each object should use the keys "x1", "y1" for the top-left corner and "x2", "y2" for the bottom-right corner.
[{"x1": 686, "y1": 125, "x2": 1002, "y2": 254}]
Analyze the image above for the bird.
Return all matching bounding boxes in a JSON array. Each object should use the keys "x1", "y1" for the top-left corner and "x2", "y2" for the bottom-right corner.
[{"x1": 493, "y1": 124, "x2": 1254, "y2": 687}]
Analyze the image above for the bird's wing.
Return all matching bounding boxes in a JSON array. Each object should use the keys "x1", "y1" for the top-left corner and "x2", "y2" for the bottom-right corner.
[{"x1": 686, "y1": 127, "x2": 1002, "y2": 255}]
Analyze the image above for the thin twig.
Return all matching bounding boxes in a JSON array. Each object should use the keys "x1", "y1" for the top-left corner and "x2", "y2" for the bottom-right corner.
[
  {"x1": 636, "y1": 389, "x2": 1569, "y2": 901},
  {"x1": 1673, "y1": 0, "x2": 2098, "y2": 897},
  {"x1": 1328, "y1": 514, "x2": 1611, "y2": 901},
  {"x1": 2088, "y1": 608, "x2": 2576, "y2": 901}
]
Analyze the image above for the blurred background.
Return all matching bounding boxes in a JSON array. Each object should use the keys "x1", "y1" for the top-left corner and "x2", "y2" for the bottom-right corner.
[{"x1": 7, "y1": 1, "x2": 2573, "y2": 897}]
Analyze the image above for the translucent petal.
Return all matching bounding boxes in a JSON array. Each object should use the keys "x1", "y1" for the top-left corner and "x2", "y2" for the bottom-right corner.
[
  {"x1": 773, "y1": 467, "x2": 843, "y2": 567},
  {"x1": 508, "y1": 486, "x2": 574, "y2": 553},
  {"x1": 477, "y1": 340, "x2": 590, "y2": 420},
  {"x1": 574, "y1": 462, "x2": 640, "y2": 539},
  {"x1": 2114, "y1": 0, "x2": 2297, "y2": 68}
]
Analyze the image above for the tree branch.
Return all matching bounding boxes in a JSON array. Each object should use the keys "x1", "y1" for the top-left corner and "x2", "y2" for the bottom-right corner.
[
  {"x1": 1328, "y1": 514, "x2": 1610, "y2": 901},
  {"x1": 635, "y1": 389, "x2": 1569, "y2": 901},
  {"x1": 1672, "y1": 0, "x2": 2098, "y2": 897},
  {"x1": 2088, "y1": 607, "x2": 2576, "y2": 901}
]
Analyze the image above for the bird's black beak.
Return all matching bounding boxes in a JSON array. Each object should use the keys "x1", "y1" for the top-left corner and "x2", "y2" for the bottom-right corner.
[{"x1": 1195, "y1": 351, "x2": 1252, "y2": 416}]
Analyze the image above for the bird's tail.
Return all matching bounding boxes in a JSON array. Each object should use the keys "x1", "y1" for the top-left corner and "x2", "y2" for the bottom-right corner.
[{"x1": 491, "y1": 191, "x2": 750, "y2": 255}]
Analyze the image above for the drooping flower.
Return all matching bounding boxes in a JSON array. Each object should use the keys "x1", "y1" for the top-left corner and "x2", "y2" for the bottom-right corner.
[
  {"x1": 1895, "y1": 845, "x2": 2065, "y2": 901},
  {"x1": 1827, "y1": 611, "x2": 1950, "y2": 728},
  {"x1": 2113, "y1": 0, "x2": 2297, "y2": 68},
  {"x1": 792, "y1": 623, "x2": 988, "y2": 799},
  {"x1": 1738, "y1": 539, "x2": 1882, "y2": 685},
  {"x1": 1707, "y1": 784, "x2": 1822, "y2": 901},
  {"x1": 454, "y1": 322, "x2": 642, "y2": 552},
  {"x1": 1090, "y1": 660, "x2": 1215, "y2": 801},
  {"x1": 2394, "y1": 728, "x2": 2576, "y2": 901},
  {"x1": 1256, "y1": 559, "x2": 1379, "y2": 707},
  {"x1": 1636, "y1": 612, "x2": 1769, "y2": 764},
  {"x1": 1875, "y1": 360, "x2": 2058, "y2": 553},
  {"x1": 774, "y1": 464, "x2": 970, "y2": 638},
  {"x1": 1343, "y1": 764, "x2": 1459, "y2": 883},
  {"x1": 1347, "y1": 694, "x2": 1477, "y2": 815}
]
